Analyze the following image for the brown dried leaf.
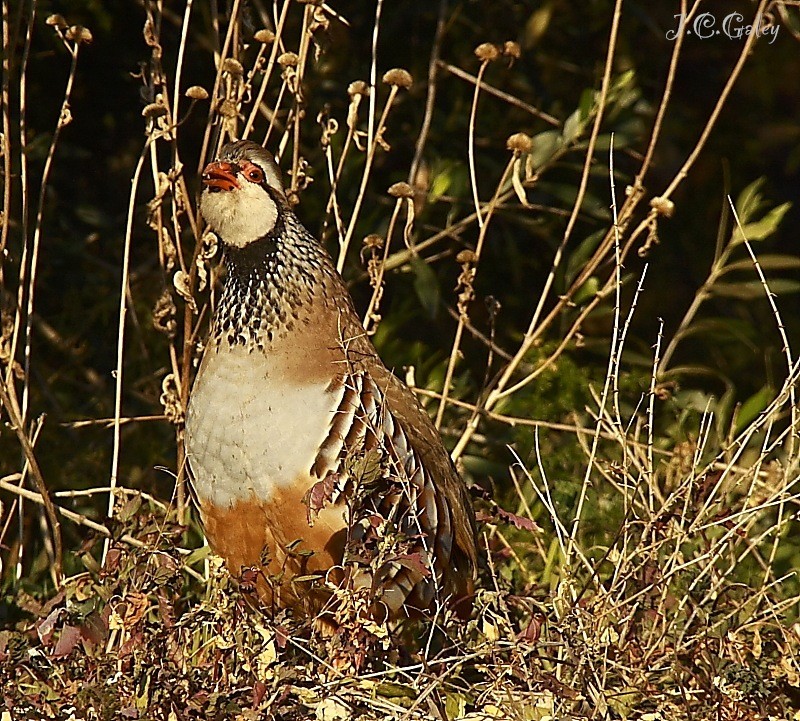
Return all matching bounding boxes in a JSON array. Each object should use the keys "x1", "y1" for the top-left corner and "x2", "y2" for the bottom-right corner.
[
  {"x1": 52, "y1": 625, "x2": 82, "y2": 658},
  {"x1": 303, "y1": 472, "x2": 339, "y2": 523},
  {"x1": 36, "y1": 607, "x2": 63, "y2": 645},
  {"x1": 392, "y1": 552, "x2": 432, "y2": 579},
  {"x1": 496, "y1": 507, "x2": 541, "y2": 533}
]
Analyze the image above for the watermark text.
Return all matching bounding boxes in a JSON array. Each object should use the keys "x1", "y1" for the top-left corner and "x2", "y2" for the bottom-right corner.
[{"x1": 667, "y1": 12, "x2": 780, "y2": 44}]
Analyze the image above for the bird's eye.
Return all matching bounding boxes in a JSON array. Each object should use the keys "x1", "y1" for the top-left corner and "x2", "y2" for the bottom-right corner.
[{"x1": 245, "y1": 166, "x2": 265, "y2": 183}]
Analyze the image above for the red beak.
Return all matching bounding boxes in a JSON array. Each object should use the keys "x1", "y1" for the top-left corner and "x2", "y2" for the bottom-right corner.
[{"x1": 202, "y1": 161, "x2": 240, "y2": 192}]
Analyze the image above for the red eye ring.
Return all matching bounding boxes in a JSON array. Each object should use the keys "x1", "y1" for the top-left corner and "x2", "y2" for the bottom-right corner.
[{"x1": 244, "y1": 165, "x2": 264, "y2": 183}]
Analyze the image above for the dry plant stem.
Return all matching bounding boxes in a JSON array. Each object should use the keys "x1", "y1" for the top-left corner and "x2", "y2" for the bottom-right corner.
[
  {"x1": 422, "y1": 385, "x2": 786, "y2": 482},
  {"x1": 467, "y1": 59, "x2": 489, "y2": 229},
  {"x1": 337, "y1": 85, "x2": 400, "y2": 273},
  {"x1": 367, "y1": 0, "x2": 383, "y2": 151},
  {"x1": 408, "y1": 0, "x2": 448, "y2": 185},
  {"x1": 658, "y1": 226, "x2": 732, "y2": 373},
  {"x1": 170, "y1": 0, "x2": 194, "y2": 123},
  {"x1": 0, "y1": 379, "x2": 62, "y2": 582},
  {"x1": 106, "y1": 145, "x2": 149, "y2": 564},
  {"x1": 435, "y1": 158, "x2": 513, "y2": 429},
  {"x1": 362, "y1": 199, "x2": 402, "y2": 328},
  {"x1": 438, "y1": 60, "x2": 560, "y2": 127},
  {"x1": 634, "y1": 0, "x2": 695, "y2": 184},
  {"x1": 289, "y1": 7, "x2": 315, "y2": 190},
  {"x1": 497, "y1": 0, "x2": 623, "y2": 398},
  {"x1": 243, "y1": 0, "x2": 291, "y2": 138},
  {"x1": 7, "y1": 4, "x2": 36, "y2": 581},
  {"x1": 729, "y1": 197, "x2": 796, "y2": 455},
  {"x1": 451, "y1": 0, "x2": 624, "y2": 460},
  {"x1": 380, "y1": 198, "x2": 504, "y2": 274},
  {"x1": 728, "y1": 198, "x2": 797, "y2": 570},
  {"x1": 196, "y1": 0, "x2": 242, "y2": 174},
  {"x1": 322, "y1": 141, "x2": 345, "y2": 239},
  {"x1": 566, "y1": 139, "x2": 624, "y2": 567},
  {"x1": 62, "y1": 414, "x2": 166, "y2": 429},
  {"x1": 5, "y1": 2, "x2": 34, "y2": 390},
  {"x1": 660, "y1": 0, "x2": 768, "y2": 202},
  {"x1": 455, "y1": 1, "x2": 765, "y2": 464},
  {"x1": 647, "y1": 319, "x2": 664, "y2": 514},
  {"x1": 0, "y1": 0, "x2": 11, "y2": 258},
  {"x1": 0, "y1": 475, "x2": 206, "y2": 583}
]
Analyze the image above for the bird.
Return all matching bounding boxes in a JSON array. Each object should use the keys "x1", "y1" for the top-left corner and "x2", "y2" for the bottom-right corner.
[{"x1": 184, "y1": 139, "x2": 477, "y2": 620}]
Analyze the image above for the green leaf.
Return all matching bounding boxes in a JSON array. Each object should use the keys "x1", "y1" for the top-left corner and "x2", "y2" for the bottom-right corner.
[
  {"x1": 566, "y1": 229, "x2": 605, "y2": 284},
  {"x1": 530, "y1": 129, "x2": 561, "y2": 169},
  {"x1": 606, "y1": 687, "x2": 641, "y2": 719},
  {"x1": 375, "y1": 682, "x2": 417, "y2": 700},
  {"x1": 734, "y1": 386, "x2": 773, "y2": 434},
  {"x1": 411, "y1": 255, "x2": 441, "y2": 318},
  {"x1": 722, "y1": 254, "x2": 800, "y2": 274},
  {"x1": 733, "y1": 177, "x2": 767, "y2": 225},
  {"x1": 445, "y1": 692, "x2": 467, "y2": 720},
  {"x1": 562, "y1": 108, "x2": 583, "y2": 144},
  {"x1": 184, "y1": 545, "x2": 212, "y2": 566},
  {"x1": 672, "y1": 317, "x2": 754, "y2": 345},
  {"x1": 732, "y1": 202, "x2": 792, "y2": 244},
  {"x1": 429, "y1": 169, "x2": 452, "y2": 204},
  {"x1": 117, "y1": 494, "x2": 142, "y2": 523},
  {"x1": 578, "y1": 87, "x2": 594, "y2": 122},
  {"x1": 572, "y1": 276, "x2": 599, "y2": 305},
  {"x1": 428, "y1": 159, "x2": 466, "y2": 204},
  {"x1": 710, "y1": 279, "x2": 800, "y2": 299}
]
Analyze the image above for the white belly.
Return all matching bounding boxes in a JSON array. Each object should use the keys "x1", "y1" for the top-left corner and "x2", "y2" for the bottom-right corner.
[{"x1": 185, "y1": 344, "x2": 342, "y2": 509}]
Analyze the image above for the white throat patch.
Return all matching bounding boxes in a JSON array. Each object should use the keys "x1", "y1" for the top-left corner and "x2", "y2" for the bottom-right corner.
[{"x1": 200, "y1": 182, "x2": 278, "y2": 248}]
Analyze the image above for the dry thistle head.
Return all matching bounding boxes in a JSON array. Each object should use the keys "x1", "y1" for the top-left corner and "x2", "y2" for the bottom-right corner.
[
  {"x1": 388, "y1": 182, "x2": 414, "y2": 199},
  {"x1": 650, "y1": 196, "x2": 675, "y2": 218},
  {"x1": 363, "y1": 234, "x2": 384, "y2": 251},
  {"x1": 222, "y1": 58, "x2": 244, "y2": 76},
  {"x1": 278, "y1": 52, "x2": 299, "y2": 68},
  {"x1": 142, "y1": 100, "x2": 168, "y2": 119},
  {"x1": 254, "y1": 29, "x2": 276, "y2": 44},
  {"x1": 348, "y1": 81, "x2": 369, "y2": 98},
  {"x1": 456, "y1": 249, "x2": 478, "y2": 265},
  {"x1": 46, "y1": 14, "x2": 68, "y2": 29},
  {"x1": 474, "y1": 43, "x2": 501, "y2": 62},
  {"x1": 506, "y1": 132, "x2": 533, "y2": 154},
  {"x1": 382, "y1": 68, "x2": 412, "y2": 89},
  {"x1": 185, "y1": 86, "x2": 209, "y2": 101},
  {"x1": 66, "y1": 25, "x2": 93, "y2": 44},
  {"x1": 503, "y1": 41, "x2": 522, "y2": 60}
]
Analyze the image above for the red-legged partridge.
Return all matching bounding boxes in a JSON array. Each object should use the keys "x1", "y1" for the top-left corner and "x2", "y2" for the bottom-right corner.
[{"x1": 185, "y1": 140, "x2": 477, "y2": 618}]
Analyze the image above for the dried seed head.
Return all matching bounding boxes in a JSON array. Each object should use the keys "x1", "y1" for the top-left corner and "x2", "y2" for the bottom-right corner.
[
  {"x1": 506, "y1": 132, "x2": 533, "y2": 154},
  {"x1": 218, "y1": 98, "x2": 238, "y2": 118},
  {"x1": 503, "y1": 41, "x2": 522, "y2": 60},
  {"x1": 222, "y1": 58, "x2": 244, "y2": 76},
  {"x1": 277, "y1": 52, "x2": 299, "y2": 68},
  {"x1": 46, "y1": 14, "x2": 67, "y2": 29},
  {"x1": 185, "y1": 85, "x2": 209, "y2": 101},
  {"x1": 474, "y1": 43, "x2": 501, "y2": 62},
  {"x1": 363, "y1": 234, "x2": 384, "y2": 250},
  {"x1": 348, "y1": 80, "x2": 369, "y2": 97},
  {"x1": 142, "y1": 101, "x2": 167, "y2": 119},
  {"x1": 388, "y1": 182, "x2": 414, "y2": 199},
  {"x1": 382, "y1": 68, "x2": 412, "y2": 89},
  {"x1": 650, "y1": 196, "x2": 675, "y2": 218},
  {"x1": 66, "y1": 25, "x2": 93, "y2": 44},
  {"x1": 456, "y1": 249, "x2": 478, "y2": 265},
  {"x1": 254, "y1": 29, "x2": 275, "y2": 44}
]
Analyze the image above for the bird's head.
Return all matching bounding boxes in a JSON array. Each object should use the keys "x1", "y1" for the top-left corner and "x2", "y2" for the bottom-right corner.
[{"x1": 200, "y1": 140, "x2": 285, "y2": 248}]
